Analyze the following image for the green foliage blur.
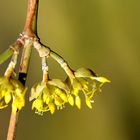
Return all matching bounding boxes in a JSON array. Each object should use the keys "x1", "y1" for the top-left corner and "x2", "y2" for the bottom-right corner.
[{"x1": 0, "y1": 0, "x2": 140, "y2": 140}]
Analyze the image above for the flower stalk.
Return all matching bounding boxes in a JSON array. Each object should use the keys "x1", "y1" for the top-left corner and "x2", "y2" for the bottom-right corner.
[
  {"x1": 50, "y1": 51, "x2": 75, "y2": 78},
  {"x1": 0, "y1": 41, "x2": 23, "y2": 65},
  {"x1": 42, "y1": 57, "x2": 49, "y2": 83},
  {"x1": 4, "y1": 48, "x2": 19, "y2": 79}
]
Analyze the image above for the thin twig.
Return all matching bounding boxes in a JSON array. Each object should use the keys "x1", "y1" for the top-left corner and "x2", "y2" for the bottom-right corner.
[{"x1": 0, "y1": 41, "x2": 22, "y2": 65}]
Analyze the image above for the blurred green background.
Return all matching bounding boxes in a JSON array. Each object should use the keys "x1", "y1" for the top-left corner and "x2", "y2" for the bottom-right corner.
[{"x1": 0, "y1": 0, "x2": 140, "y2": 140}]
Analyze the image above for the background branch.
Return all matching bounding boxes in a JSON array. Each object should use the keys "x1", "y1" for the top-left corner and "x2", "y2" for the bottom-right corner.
[{"x1": 6, "y1": 0, "x2": 39, "y2": 140}]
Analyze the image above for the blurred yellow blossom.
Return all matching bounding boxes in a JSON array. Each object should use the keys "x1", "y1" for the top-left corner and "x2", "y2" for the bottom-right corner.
[
  {"x1": 66, "y1": 68, "x2": 110, "y2": 109},
  {"x1": 30, "y1": 79, "x2": 70, "y2": 115},
  {"x1": 30, "y1": 68, "x2": 110, "y2": 115},
  {"x1": 0, "y1": 77, "x2": 27, "y2": 114}
]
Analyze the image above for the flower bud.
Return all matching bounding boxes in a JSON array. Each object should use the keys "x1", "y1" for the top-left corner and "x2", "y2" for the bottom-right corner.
[
  {"x1": 67, "y1": 95, "x2": 74, "y2": 106},
  {"x1": 4, "y1": 91, "x2": 12, "y2": 104},
  {"x1": 85, "y1": 97, "x2": 92, "y2": 109},
  {"x1": 48, "y1": 103, "x2": 55, "y2": 114},
  {"x1": 75, "y1": 96, "x2": 81, "y2": 109}
]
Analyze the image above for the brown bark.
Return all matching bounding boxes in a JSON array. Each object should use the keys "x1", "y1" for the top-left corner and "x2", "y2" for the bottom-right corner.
[
  {"x1": 6, "y1": 0, "x2": 39, "y2": 140},
  {"x1": 23, "y1": 0, "x2": 39, "y2": 36},
  {"x1": 6, "y1": 112, "x2": 19, "y2": 140}
]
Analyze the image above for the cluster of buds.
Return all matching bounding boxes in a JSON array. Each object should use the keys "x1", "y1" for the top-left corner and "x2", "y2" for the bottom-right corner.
[{"x1": 0, "y1": 33, "x2": 110, "y2": 115}]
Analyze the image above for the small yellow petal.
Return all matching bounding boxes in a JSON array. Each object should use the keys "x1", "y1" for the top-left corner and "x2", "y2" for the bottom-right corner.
[
  {"x1": 75, "y1": 96, "x2": 81, "y2": 109},
  {"x1": 30, "y1": 83, "x2": 45, "y2": 101},
  {"x1": 72, "y1": 89, "x2": 79, "y2": 96},
  {"x1": 45, "y1": 96, "x2": 51, "y2": 104},
  {"x1": 32, "y1": 101, "x2": 36, "y2": 110},
  {"x1": 56, "y1": 91, "x2": 67, "y2": 102},
  {"x1": 1, "y1": 90, "x2": 6, "y2": 97},
  {"x1": 43, "y1": 93, "x2": 48, "y2": 102},
  {"x1": 54, "y1": 97, "x2": 63, "y2": 106},
  {"x1": 85, "y1": 98, "x2": 92, "y2": 109},
  {"x1": 48, "y1": 103, "x2": 55, "y2": 114},
  {"x1": 94, "y1": 77, "x2": 110, "y2": 83},
  {"x1": 67, "y1": 95, "x2": 74, "y2": 106},
  {"x1": 29, "y1": 86, "x2": 37, "y2": 101},
  {"x1": 4, "y1": 92, "x2": 11, "y2": 104},
  {"x1": 32, "y1": 99, "x2": 43, "y2": 111}
]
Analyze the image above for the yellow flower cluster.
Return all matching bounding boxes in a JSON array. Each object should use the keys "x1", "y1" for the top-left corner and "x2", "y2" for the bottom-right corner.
[
  {"x1": 30, "y1": 79, "x2": 70, "y2": 115},
  {"x1": 30, "y1": 68, "x2": 110, "y2": 115},
  {"x1": 69, "y1": 68, "x2": 110, "y2": 109},
  {"x1": 0, "y1": 77, "x2": 27, "y2": 114}
]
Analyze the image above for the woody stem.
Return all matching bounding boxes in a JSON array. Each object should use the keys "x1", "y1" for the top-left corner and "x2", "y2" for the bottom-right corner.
[
  {"x1": 23, "y1": 0, "x2": 39, "y2": 36},
  {"x1": 6, "y1": 0, "x2": 39, "y2": 140}
]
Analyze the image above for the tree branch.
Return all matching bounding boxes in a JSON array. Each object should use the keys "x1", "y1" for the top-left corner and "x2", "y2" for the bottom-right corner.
[
  {"x1": 23, "y1": 0, "x2": 39, "y2": 36},
  {"x1": 6, "y1": 0, "x2": 39, "y2": 140}
]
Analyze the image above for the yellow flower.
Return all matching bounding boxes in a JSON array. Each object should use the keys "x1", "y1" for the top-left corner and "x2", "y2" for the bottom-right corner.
[
  {"x1": 0, "y1": 77, "x2": 27, "y2": 113},
  {"x1": 4, "y1": 91, "x2": 11, "y2": 104},
  {"x1": 30, "y1": 68, "x2": 110, "y2": 115},
  {"x1": 11, "y1": 79, "x2": 27, "y2": 114},
  {"x1": 30, "y1": 79, "x2": 70, "y2": 115},
  {"x1": 0, "y1": 77, "x2": 13, "y2": 109},
  {"x1": 66, "y1": 68, "x2": 110, "y2": 109}
]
